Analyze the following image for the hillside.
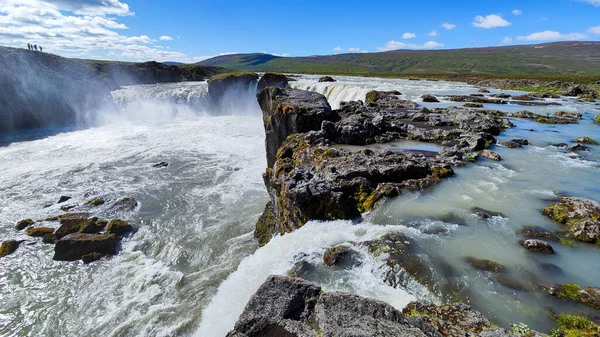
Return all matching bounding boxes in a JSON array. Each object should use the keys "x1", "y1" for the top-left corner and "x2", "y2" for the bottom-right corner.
[
  {"x1": 0, "y1": 46, "x2": 228, "y2": 133},
  {"x1": 200, "y1": 42, "x2": 600, "y2": 79}
]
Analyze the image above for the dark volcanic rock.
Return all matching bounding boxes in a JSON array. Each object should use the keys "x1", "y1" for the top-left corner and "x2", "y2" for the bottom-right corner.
[
  {"x1": 471, "y1": 207, "x2": 505, "y2": 219},
  {"x1": 517, "y1": 226, "x2": 560, "y2": 241},
  {"x1": 542, "y1": 197, "x2": 600, "y2": 244},
  {"x1": 519, "y1": 239, "x2": 554, "y2": 254},
  {"x1": 106, "y1": 219, "x2": 133, "y2": 236},
  {"x1": 574, "y1": 136, "x2": 598, "y2": 145},
  {"x1": 26, "y1": 227, "x2": 54, "y2": 237},
  {"x1": 323, "y1": 245, "x2": 350, "y2": 266},
  {"x1": 228, "y1": 275, "x2": 518, "y2": 337},
  {"x1": 53, "y1": 233, "x2": 118, "y2": 261},
  {"x1": 258, "y1": 87, "x2": 335, "y2": 168},
  {"x1": 0, "y1": 240, "x2": 21, "y2": 258},
  {"x1": 504, "y1": 140, "x2": 523, "y2": 148},
  {"x1": 510, "y1": 111, "x2": 578, "y2": 124},
  {"x1": 57, "y1": 196, "x2": 72, "y2": 204},
  {"x1": 15, "y1": 219, "x2": 34, "y2": 230},
  {"x1": 365, "y1": 90, "x2": 401, "y2": 104},
  {"x1": 55, "y1": 213, "x2": 92, "y2": 239},
  {"x1": 208, "y1": 72, "x2": 259, "y2": 104},
  {"x1": 152, "y1": 161, "x2": 169, "y2": 168},
  {"x1": 555, "y1": 111, "x2": 582, "y2": 119},
  {"x1": 464, "y1": 103, "x2": 484, "y2": 108},
  {"x1": 511, "y1": 138, "x2": 529, "y2": 146},
  {"x1": 465, "y1": 257, "x2": 505, "y2": 272},
  {"x1": 421, "y1": 94, "x2": 439, "y2": 103},
  {"x1": 257, "y1": 73, "x2": 290, "y2": 92},
  {"x1": 450, "y1": 95, "x2": 506, "y2": 104},
  {"x1": 111, "y1": 197, "x2": 138, "y2": 211},
  {"x1": 318, "y1": 76, "x2": 336, "y2": 82}
]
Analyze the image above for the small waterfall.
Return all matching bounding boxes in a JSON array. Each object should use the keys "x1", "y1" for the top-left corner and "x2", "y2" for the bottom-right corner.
[{"x1": 291, "y1": 81, "x2": 372, "y2": 109}]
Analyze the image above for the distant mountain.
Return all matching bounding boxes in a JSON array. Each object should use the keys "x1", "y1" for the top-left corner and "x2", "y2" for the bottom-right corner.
[{"x1": 199, "y1": 42, "x2": 600, "y2": 76}]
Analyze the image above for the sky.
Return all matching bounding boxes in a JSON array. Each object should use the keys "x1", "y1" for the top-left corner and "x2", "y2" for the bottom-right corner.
[{"x1": 0, "y1": 0, "x2": 599, "y2": 63}]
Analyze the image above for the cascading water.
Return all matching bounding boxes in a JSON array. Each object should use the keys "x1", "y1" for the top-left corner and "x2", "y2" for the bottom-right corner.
[{"x1": 0, "y1": 75, "x2": 598, "y2": 337}]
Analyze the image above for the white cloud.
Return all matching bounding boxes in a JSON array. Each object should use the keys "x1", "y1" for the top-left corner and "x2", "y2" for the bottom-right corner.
[
  {"x1": 588, "y1": 26, "x2": 600, "y2": 35},
  {"x1": 473, "y1": 14, "x2": 511, "y2": 28},
  {"x1": 272, "y1": 53, "x2": 290, "y2": 57},
  {"x1": 333, "y1": 46, "x2": 343, "y2": 51},
  {"x1": 516, "y1": 30, "x2": 588, "y2": 41},
  {"x1": 402, "y1": 32, "x2": 416, "y2": 39},
  {"x1": 428, "y1": 30, "x2": 438, "y2": 37},
  {"x1": 347, "y1": 47, "x2": 361, "y2": 52},
  {"x1": 159, "y1": 35, "x2": 173, "y2": 41},
  {"x1": 378, "y1": 40, "x2": 444, "y2": 52},
  {"x1": 502, "y1": 37, "x2": 513, "y2": 44},
  {"x1": 512, "y1": 9, "x2": 523, "y2": 16},
  {"x1": 0, "y1": 0, "x2": 210, "y2": 62},
  {"x1": 578, "y1": 0, "x2": 600, "y2": 6},
  {"x1": 441, "y1": 22, "x2": 456, "y2": 30}
]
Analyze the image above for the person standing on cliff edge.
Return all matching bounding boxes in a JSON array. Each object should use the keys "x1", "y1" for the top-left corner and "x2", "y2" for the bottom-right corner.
[
  {"x1": 40, "y1": 46, "x2": 43, "y2": 52},
  {"x1": 27, "y1": 43, "x2": 30, "y2": 50}
]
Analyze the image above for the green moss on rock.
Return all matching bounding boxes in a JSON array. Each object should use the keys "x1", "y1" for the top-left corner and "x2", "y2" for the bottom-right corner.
[
  {"x1": 106, "y1": 219, "x2": 133, "y2": 236},
  {"x1": 556, "y1": 284, "x2": 582, "y2": 302},
  {"x1": 323, "y1": 245, "x2": 349, "y2": 266},
  {"x1": 555, "y1": 314, "x2": 600, "y2": 337},
  {"x1": 16, "y1": 219, "x2": 34, "y2": 230},
  {"x1": 0, "y1": 240, "x2": 20, "y2": 258},
  {"x1": 86, "y1": 198, "x2": 105, "y2": 206},
  {"x1": 542, "y1": 204, "x2": 570, "y2": 224},
  {"x1": 26, "y1": 227, "x2": 55, "y2": 237}
]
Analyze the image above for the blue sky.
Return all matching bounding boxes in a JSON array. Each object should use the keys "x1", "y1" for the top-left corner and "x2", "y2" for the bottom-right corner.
[{"x1": 1, "y1": 0, "x2": 599, "y2": 63}]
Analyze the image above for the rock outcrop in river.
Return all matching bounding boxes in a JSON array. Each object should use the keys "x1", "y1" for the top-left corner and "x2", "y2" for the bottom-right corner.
[
  {"x1": 227, "y1": 275, "x2": 531, "y2": 337},
  {"x1": 255, "y1": 89, "x2": 510, "y2": 245}
]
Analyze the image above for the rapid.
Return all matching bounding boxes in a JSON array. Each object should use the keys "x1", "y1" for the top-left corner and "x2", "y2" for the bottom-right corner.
[{"x1": 0, "y1": 75, "x2": 598, "y2": 337}]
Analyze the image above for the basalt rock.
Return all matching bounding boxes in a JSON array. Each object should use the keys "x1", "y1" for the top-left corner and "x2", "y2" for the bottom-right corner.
[
  {"x1": 519, "y1": 239, "x2": 554, "y2": 254},
  {"x1": 504, "y1": 141, "x2": 523, "y2": 149},
  {"x1": 449, "y1": 95, "x2": 506, "y2": 105},
  {"x1": 257, "y1": 73, "x2": 290, "y2": 92},
  {"x1": 53, "y1": 233, "x2": 118, "y2": 262},
  {"x1": 227, "y1": 275, "x2": 522, "y2": 337},
  {"x1": 318, "y1": 76, "x2": 336, "y2": 82},
  {"x1": 55, "y1": 213, "x2": 93, "y2": 239},
  {"x1": 555, "y1": 111, "x2": 583, "y2": 119},
  {"x1": 208, "y1": 71, "x2": 259, "y2": 104},
  {"x1": 542, "y1": 197, "x2": 600, "y2": 244},
  {"x1": 106, "y1": 219, "x2": 133, "y2": 236},
  {"x1": 517, "y1": 226, "x2": 560, "y2": 241},
  {"x1": 464, "y1": 103, "x2": 484, "y2": 108},
  {"x1": 421, "y1": 94, "x2": 439, "y2": 103},
  {"x1": 26, "y1": 227, "x2": 54, "y2": 237},
  {"x1": 365, "y1": 90, "x2": 402, "y2": 104},
  {"x1": 16, "y1": 219, "x2": 34, "y2": 230},
  {"x1": 510, "y1": 111, "x2": 578, "y2": 124},
  {"x1": 0, "y1": 240, "x2": 21, "y2": 258},
  {"x1": 57, "y1": 196, "x2": 71, "y2": 204},
  {"x1": 258, "y1": 87, "x2": 336, "y2": 168},
  {"x1": 478, "y1": 149, "x2": 501, "y2": 161},
  {"x1": 545, "y1": 284, "x2": 600, "y2": 310},
  {"x1": 111, "y1": 197, "x2": 138, "y2": 211},
  {"x1": 323, "y1": 245, "x2": 350, "y2": 266}
]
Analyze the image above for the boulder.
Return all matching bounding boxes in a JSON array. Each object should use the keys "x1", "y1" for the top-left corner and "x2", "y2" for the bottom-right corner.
[
  {"x1": 471, "y1": 207, "x2": 505, "y2": 219},
  {"x1": 517, "y1": 226, "x2": 559, "y2": 241},
  {"x1": 421, "y1": 94, "x2": 439, "y2": 103},
  {"x1": 111, "y1": 197, "x2": 138, "y2": 211},
  {"x1": 257, "y1": 73, "x2": 290, "y2": 92},
  {"x1": 208, "y1": 71, "x2": 259, "y2": 103},
  {"x1": 26, "y1": 227, "x2": 54, "y2": 237},
  {"x1": 519, "y1": 239, "x2": 554, "y2": 254},
  {"x1": 106, "y1": 219, "x2": 133, "y2": 236},
  {"x1": 152, "y1": 161, "x2": 169, "y2": 168},
  {"x1": 574, "y1": 136, "x2": 598, "y2": 145},
  {"x1": 318, "y1": 76, "x2": 336, "y2": 82},
  {"x1": 43, "y1": 234, "x2": 58, "y2": 244},
  {"x1": 323, "y1": 245, "x2": 350, "y2": 266},
  {"x1": 478, "y1": 150, "x2": 501, "y2": 161},
  {"x1": 0, "y1": 240, "x2": 21, "y2": 258},
  {"x1": 464, "y1": 103, "x2": 484, "y2": 108},
  {"x1": 545, "y1": 284, "x2": 600, "y2": 310},
  {"x1": 55, "y1": 213, "x2": 92, "y2": 239},
  {"x1": 477, "y1": 88, "x2": 490, "y2": 93},
  {"x1": 365, "y1": 90, "x2": 401, "y2": 104},
  {"x1": 450, "y1": 95, "x2": 506, "y2": 104},
  {"x1": 504, "y1": 141, "x2": 522, "y2": 149},
  {"x1": 86, "y1": 197, "x2": 105, "y2": 206},
  {"x1": 464, "y1": 257, "x2": 505, "y2": 272},
  {"x1": 79, "y1": 219, "x2": 107, "y2": 234},
  {"x1": 542, "y1": 197, "x2": 600, "y2": 244},
  {"x1": 15, "y1": 219, "x2": 34, "y2": 230},
  {"x1": 53, "y1": 233, "x2": 118, "y2": 261},
  {"x1": 511, "y1": 138, "x2": 529, "y2": 146},
  {"x1": 257, "y1": 87, "x2": 334, "y2": 168},
  {"x1": 555, "y1": 111, "x2": 582, "y2": 119}
]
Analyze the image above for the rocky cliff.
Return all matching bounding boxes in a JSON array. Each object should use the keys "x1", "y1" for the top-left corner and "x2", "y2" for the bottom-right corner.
[{"x1": 0, "y1": 46, "x2": 227, "y2": 134}]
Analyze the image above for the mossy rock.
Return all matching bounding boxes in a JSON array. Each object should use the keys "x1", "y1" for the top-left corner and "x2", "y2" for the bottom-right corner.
[
  {"x1": 106, "y1": 219, "x2": 133, "y2": 236},
  {"x1": 43, "y1": 234, "x2": 58, "y2": 244},
  {"x1": 542, "y1": 204, "x2": 570, "y2": 224},
  {"x1": 0, "y1": 240, "x2": 21, "y2": 258},
  {"x1": 464, "y1": 256, "x2": 505, "y2": 272},
  {"x1": 79, "y1": 218, "x2": 107, "y2": 234},
  {"x1": 207, "y1": 71, "x2": 258, "y2": 84},
  {"x1": 81, "y1": 252, "x2": 107, "y2": 264},
  {"x1": 56, "y1": 213, "x2": 93, "y2": 239},
  {"x1": 16, "y1": 219, "x2": 34, "y2": 230},
  {"x1": 26, "y1": 227, "x2": 54, "y2": 237},
  {"x1": 111, "y1": 198, "x2": 138, "y2": 211},
  {"x1": 86, "y1": 198, "x2": 105, "y2": 206},
  {"x1": 595, "y1": 115, "x2": 600, "y2": 124},
  {"x1": 554, "y1": 313, "x2": 600, "y2": 337},
  {"x1": 574, "y1": 136, "x2": 598, "y2": 145},
  {"x1": 323, "y1": 245, "x2": 350, "y2": 266},
  {"x1": 53, "y1": 233, "x2": 118, "y2": 261},
  {"x1": 365, "y1": 90, "x2": 401, "y2": 104}
]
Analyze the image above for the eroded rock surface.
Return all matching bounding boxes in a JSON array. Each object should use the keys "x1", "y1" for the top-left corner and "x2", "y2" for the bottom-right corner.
[{"x1": 542, "y1": 197, "x2": 600, "y2": 244}]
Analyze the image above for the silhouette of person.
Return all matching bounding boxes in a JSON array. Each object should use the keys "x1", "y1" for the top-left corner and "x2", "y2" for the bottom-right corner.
[
  {"x1": 34, "y1": 44, "x2": 38, "y2": 51},
  {"x1": 40, "y1": 46, "x2": 43, "y2": 52},
  {"x1": 27, "y1": 43, "x2": 31, "y2": 50}
]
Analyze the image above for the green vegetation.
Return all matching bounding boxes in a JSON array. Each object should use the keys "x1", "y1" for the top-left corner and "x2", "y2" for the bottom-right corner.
[
  {"x1": 556, "y1": 284, "x2": 582, "y2": 302},
  {"x1": 554, "y1": 314, "x2": 600, "y2": 337},
  {"x1": 595, "y1": 115, "x2": 600, "y2": 124},
  {"x1": 207, "y1": 71, "x2": 258, "y2": 83},
  {"x1": 511, "y1": 323, "x2": 532, "y2": 336},
  {"x1": 560, "y1": 238, "x2": 575, "y2": 247},
  {"x1": 200, "y1": 42, "x2": 600, "y2": 82}
]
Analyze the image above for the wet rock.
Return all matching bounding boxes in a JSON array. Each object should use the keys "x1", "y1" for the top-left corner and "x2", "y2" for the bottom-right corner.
[
  {"x1": 60, "y1": 204, "x2": 76, "y2": 212},
  {"x1": 105, "y1": 219, "x2": 133, "y2": 236},
  {"x1": 26, "y1": 227, "x2": 54, "y2": 238},
  {"x1": 257, "y1": 73, "x2": 290, "y2": 92},
  {"x1": 575, "y1": 136, "x2": 598, "y2": 145},
  {"x1": 471, "y1": 207, "x2": 505, "y2": 219},
  {"x1": 551, "y1": 142, "x2": 568, "y2": 148},
  {"x1": 510, "y1": 111, "x2": 578, "y2": 124},
  {"x1": 494, "y1": 275, "x2": 532, "y2": 291},
  {"x1": 15, "y1": 219, "x2": 34, "y2": 230},
  {"x1": 542, "y1": 197, "x2": 600, "y2": 244},
  {"x1": 323, "y1": 245, "x2": 350, "y2": 267},
  {"x1": 464, "y1": 257, "x2": 505, "y2": 272},
  {"x1": 519, "y1": 239, "x2": 554, "y2": 254},
  {"x1": 477, "y1": 88, "x2": 490, "y2": 93},
  {"x1": 57, "y1": 196, "x2": 72, "y2": 204},
  {"x1": 568, "y1": 144, "x2": 589, "y2": 152},
  {"x1": 517, "y1": 226, "x2": 560, "y2": 241},
  {"x1": 286, "y1": 260, "x2": 314, "y2": 279},
  {"x1": 152, "y1": 161, "x2": 169, "y2": 168},
  {"x1": 208, "y1": 72, "x2": 259, "y2": 104},
  {"x1": 464, "y1": 103, "x2": 484, "y2": 108},
  {"x1": 478, "y1": 149, "x2": 501, "y2": 161},
  {"x1": 450, "y1": 95, "x2": 507, "y2": 104},
  {"x1": 555, "y1": 111, "x2": 583, "y2": 119},
  {"x1": 504, "y1": 140, "x2": 523, "y2": 148},
  {"x1": 365, "y1": 90, "x2": 401, "y2": 104},
  {"x1": 0, "y1": 240, "x2": 21, "y2": 258},
  {"x1": 545, "y1": 284, "x2": 600, "y2": 310},
  {"x1": 421, "y1": 94, "x2": 439, "y2": 103},
  {"x1": 55, "y1": 213, "x2": 91, "y2": 239},
  {"x1": 511, "y1": 138, "x2": 529, "y2": 146},
  {"x1": 79, "y1": 218, "x2": 107, "y2": 234},
  {"x1": 42, "y1": 234, "x2": 58, "y2": 244},
  {"x1": 85, "y1": 197, "x2": 105, "y2": 206},
  {"x1": 513, "y1": 95, "x2": 537, "y2": 101},
  {"x1": 318, "y1": 76, "x2": 336, "y2": 82},
  {"x1": 491, "y1": 93, "x2": 511, "y2": 99},
  {"x1": 81, "y1": 252, "x2": 107, "y2": 264},
  {"x1": 258, "y1": 87, "x2": 335, "y2": 168},
  {"x1": 111, "y1": 197, "x2": 138, "y2": 211},
  {"x1": 53, "y1": 233, "x2": 118, "y2": 261},
  {"x1": 402, "y1": 301, "x2": 522, "y2": 337}
]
